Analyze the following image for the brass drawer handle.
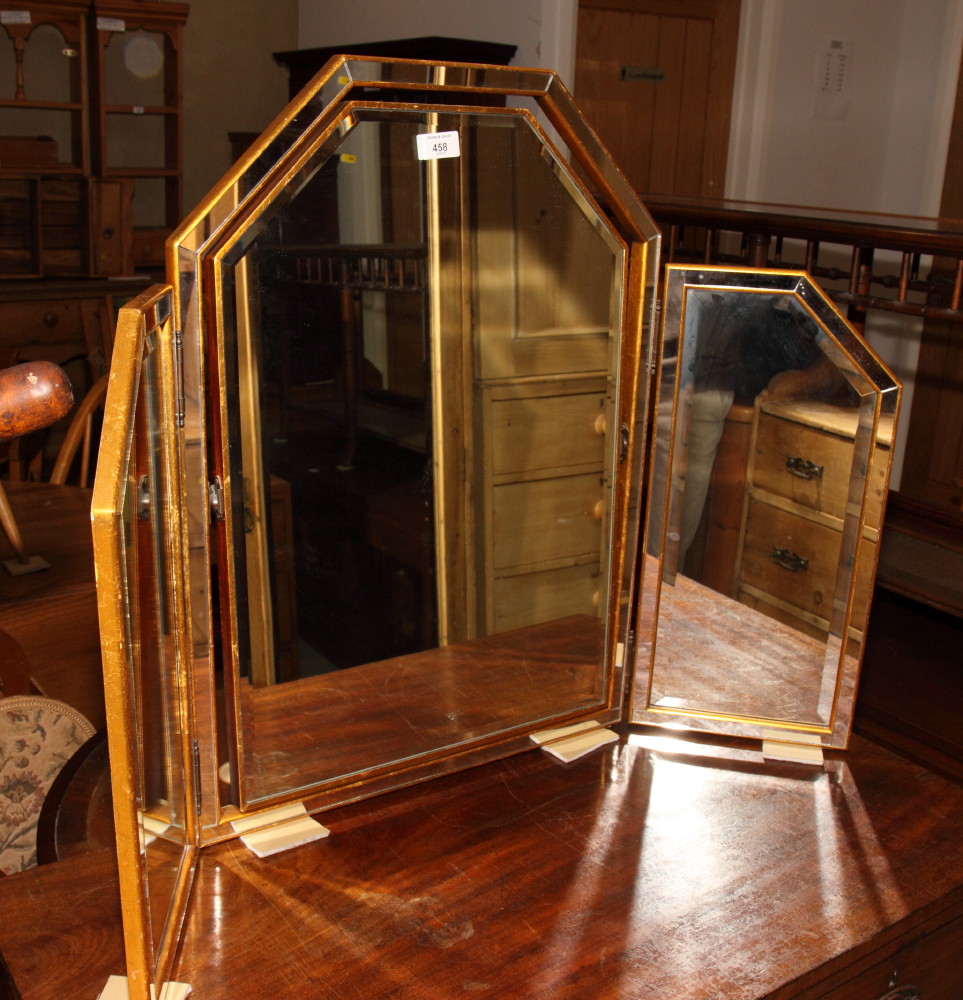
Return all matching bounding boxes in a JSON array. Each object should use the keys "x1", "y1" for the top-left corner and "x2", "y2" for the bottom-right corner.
[
  {"x1": 771, "y1": 546, "x2": 809, "y2": 573},
  {"x1": 785, "y1": 455, "x2": 823, "y2": 480}
]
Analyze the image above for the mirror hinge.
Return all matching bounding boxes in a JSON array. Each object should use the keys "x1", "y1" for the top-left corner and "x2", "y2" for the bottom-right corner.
[
  {"x1": 174, "y1": 328, "x2": 185, "y2": 428},
  {"x1": 208, "y1": 476, "x2": 225, "y2": 522},
  {"x1": 191, "y1": 739, "x2": 202, "y2": 814},
  {"x1": 136, "y1": 475, "x2": 151, "y2": 520}
]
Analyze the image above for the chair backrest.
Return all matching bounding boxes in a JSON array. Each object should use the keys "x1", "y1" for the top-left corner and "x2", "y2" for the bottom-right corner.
[
  {"x1": 49, "y1": 374, "x2": 109, "y2": 487},
  {"x1": 0, "y1": 695, "x2": 95, "y2": 874}
]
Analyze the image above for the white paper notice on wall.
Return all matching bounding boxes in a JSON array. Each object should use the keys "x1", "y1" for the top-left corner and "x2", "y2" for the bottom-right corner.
[
  {"x1": 813, "y1": 39, "x2": 852, "y2": 121},
  {"x1": 415, "y1": 131, "x2": 461, "y2": 161}
]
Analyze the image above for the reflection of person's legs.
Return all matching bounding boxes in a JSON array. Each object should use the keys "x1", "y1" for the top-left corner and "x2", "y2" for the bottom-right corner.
[{"x1": 680, "y1": 389, "x2": 734, "y2": 559}]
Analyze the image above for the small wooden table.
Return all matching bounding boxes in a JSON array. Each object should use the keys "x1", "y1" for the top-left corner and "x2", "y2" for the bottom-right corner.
[
  {"x1": 2, "y1": 730, "x2": 962, "y2": 1000},
  {"x1": 0, "y1": 481, "x2": 104, "y2": 729}
]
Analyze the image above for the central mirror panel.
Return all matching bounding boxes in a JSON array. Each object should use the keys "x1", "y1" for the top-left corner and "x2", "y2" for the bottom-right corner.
[{"x1": 212, "y1": 107, "x2": 629, "y2": 807}]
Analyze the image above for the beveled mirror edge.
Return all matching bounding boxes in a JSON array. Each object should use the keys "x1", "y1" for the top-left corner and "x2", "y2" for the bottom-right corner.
[
  {"x1": 92, "y1": 284, "x2": 199, "y2": 1000},
  {"x1": 629, "y1": 264, "x2": 901, "y2": 748}
]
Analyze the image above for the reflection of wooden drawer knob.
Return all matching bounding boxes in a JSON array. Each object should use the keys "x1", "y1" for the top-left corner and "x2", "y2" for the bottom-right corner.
[
  {"x1": 592, "y1": 590, "x2": 599, "y2": 608},
  {"x1": 593, "y1": 499, "x2": 604, "y2": 520},
  {"x1": 42, "y1": 311, "x2": 59, "y2": 327},
  {"x1": 771, "y1": 546, "x2": 809, "y2": 573},
  {"x1": 594, "y1": 413, "x2": 606, "y2": 435},
  {"x1": 785, "y1": 455, "x2": 823, "y2": 480}
]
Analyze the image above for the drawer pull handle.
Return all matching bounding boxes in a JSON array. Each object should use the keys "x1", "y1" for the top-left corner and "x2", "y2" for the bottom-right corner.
[
  {"x1": 878, "y1": 988, "x2": 921, "y2": 1000},
  {"x1": 771, "y1": 547, "x2": 809, "y2": 573},
  {"x1": 785, "y1": 455, "x2": 823, "y2": 480},
  {"x1": 42, "y1": 310, "x2": 59, "y2": 327}
]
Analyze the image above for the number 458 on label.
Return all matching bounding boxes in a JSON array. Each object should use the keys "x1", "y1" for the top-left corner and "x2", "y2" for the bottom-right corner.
[{"x1": 415, "y1": 131, "x2": 461, "y2": 161}]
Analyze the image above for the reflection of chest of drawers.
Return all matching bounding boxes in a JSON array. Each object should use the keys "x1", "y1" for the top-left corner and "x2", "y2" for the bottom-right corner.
[
  {"x1": 735, "y1": 398, "x2": 894, "y2": 639},
  {"x1": 478, "y1": 374, "x2": 609, "y2": 635}
]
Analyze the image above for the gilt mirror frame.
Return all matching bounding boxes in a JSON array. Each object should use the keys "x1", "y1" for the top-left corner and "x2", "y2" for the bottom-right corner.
[
  {"x1": 630, "y1": 265, "x2": 900, "y2": 748},
  {"x1": 92, "y1": 284, "x2": 197, "y2": 1000},
  {"x1": 164, "y1": 55, "x2": 661, "y2": 836}
]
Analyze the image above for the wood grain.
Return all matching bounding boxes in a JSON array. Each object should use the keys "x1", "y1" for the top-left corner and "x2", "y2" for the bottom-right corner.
[
  {"x1": 179, "y1": 733, "x2": 963, "y2": 1000},
  {"x1": 0, "y1": 361, "x2": 72, "y2": 440},
  {"x1": 3, "y1": 732, "x2": 963, "y2": 1000}
]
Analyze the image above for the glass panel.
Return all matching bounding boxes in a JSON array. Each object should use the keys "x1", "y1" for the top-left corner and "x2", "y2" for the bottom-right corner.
[
  {"x1": 0, "y1": 107, "x2": 79, "y2": 165},
  {"x1": 106, "y1": 112, "x2": 167, "y2": 169},
  {"x1": 104, "y1": 30, "x2": 167, "y2": 107},
  {"x1": 126, "y1": 339, "x2": 187, "y2": 950},
  {"x1": 0, "y1": 31, "x2": 15, "y2": 99},
  {"x1": 213, "y1": 109, "x2": 626, "y2": 805},
  {"x1": 633, "y1": 268, "x2": 899, "y2": 744},
  {"x1": 22, "y1": 24, "x2": 78, "y2": 103}
]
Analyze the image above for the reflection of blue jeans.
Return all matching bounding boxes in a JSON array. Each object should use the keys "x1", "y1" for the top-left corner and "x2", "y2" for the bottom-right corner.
[{"x1": 680, "y1": 389, "x2": 734, "y2": 559}]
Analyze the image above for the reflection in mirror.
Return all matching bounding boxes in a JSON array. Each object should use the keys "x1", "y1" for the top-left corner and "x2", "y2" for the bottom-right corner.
[
  {"x1": 634, "y1": 269, "x2": 899, "y2": 745},
  {"x1": 132, "y1": 344, "x2": 190, "y2": 960},
  {"x1": 212, "y1": 108, "x2": 628, "y2": 806},
  {"x1": 93, "y1": 287, "x2": 195, "y2": 999}
]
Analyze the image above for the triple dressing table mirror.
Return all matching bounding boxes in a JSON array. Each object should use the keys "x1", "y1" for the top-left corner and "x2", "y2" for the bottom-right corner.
[
  {"x1": 93, "y1": 54, "x2": 660, "y2": 999},
  {"x1": 90, "y1": 56, "x2": 898, "y2": 999}
]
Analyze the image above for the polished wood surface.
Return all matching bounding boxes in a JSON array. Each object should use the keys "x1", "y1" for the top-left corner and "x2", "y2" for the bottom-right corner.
[
  {"x1": 877, "y1": 492, "x2": 963, "y2": 618},
  {"x1": 0, "y1": 481, "x2": 104, "y2": 728},
  {"x1": 3, "y1": 731, "x2": 963, "y2": 1000},
  {"x1": 0, "y1": 482, "x2": 94, "y2": 599}
]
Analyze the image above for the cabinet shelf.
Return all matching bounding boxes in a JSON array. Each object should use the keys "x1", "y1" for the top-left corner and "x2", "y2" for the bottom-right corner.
[
  {"x1": 104, "y1": 105, "x2": 179, "y2": 115},
  {"x1": 0, "y1": 99, "x2": 84, "y2": 111},
  {"x1": 104, "y1": 167, "x2": 178, "y2": 178}
]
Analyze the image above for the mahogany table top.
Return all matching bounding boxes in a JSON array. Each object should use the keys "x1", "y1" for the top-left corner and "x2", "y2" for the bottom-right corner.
[{"x1": 2, "y1": 730, "x2": 963, "y2": 1000}]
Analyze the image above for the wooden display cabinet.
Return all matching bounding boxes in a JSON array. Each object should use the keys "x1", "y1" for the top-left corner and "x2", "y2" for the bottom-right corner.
[
  {"x1": 0, "y1": 0, "x2": 187, "y2": 278},
  {"x1": 89, "y1": 0, "x2": 187, "y2": 270}
]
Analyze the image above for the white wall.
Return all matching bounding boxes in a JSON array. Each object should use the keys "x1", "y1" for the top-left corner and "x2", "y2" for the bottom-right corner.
[
  {"x1": 182, "y1": 0, "x2": 298, "y2": 214},
  {"x1": 297, "y1": 0, "x2": 579, "y2": 85},
  {"x1": 726, "y1": 0, "x2": 963, "y2": 486},
  {"x1": 727, "y1": 0, "x2": 962, "y2": 216}
]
